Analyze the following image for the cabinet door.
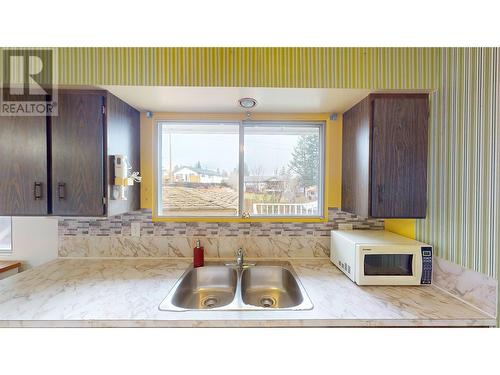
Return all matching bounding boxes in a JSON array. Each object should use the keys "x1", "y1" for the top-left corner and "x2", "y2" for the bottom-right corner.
[
  {"x1": 341, "y1": 96, "x2": 371, "y2": 217},
  {"x1": 51, "y1": 91, "x2": 105, "y2": 216},
  {"x1": 0, "y1": 116, "x2": 48, "y2": 215},
  {"x1": 106, "y1": 93, "x2": 140, "y2": 216},
  {"x1": 370, "y1": 95, "x2": 428, "y2": 218}
]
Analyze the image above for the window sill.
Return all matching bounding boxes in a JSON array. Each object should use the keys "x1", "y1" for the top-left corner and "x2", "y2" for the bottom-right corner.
[
  {"x1": 0, "y1": 260, "x2": 20, "y2": 273},
  {"x1": 152, "y1": 216, "x2": 328, "y2": 223}
]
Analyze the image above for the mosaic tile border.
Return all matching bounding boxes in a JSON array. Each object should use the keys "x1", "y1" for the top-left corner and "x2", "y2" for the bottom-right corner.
[{"x1": 58, "y1": 208, "x2": 384, "y2": 237}]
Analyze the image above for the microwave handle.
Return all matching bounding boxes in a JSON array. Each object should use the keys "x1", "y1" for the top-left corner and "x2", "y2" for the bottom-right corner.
[{"x1": 414, "y1": 250, "x2": 423, "y2": 283}]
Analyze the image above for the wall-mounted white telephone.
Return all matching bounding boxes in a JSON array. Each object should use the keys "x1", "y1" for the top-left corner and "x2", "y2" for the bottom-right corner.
[{"x1": 113, "y1": 155, "x2": 141, "y2": 200}]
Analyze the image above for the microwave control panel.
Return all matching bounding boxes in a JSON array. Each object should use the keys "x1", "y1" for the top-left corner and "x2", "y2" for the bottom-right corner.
[{"x1": 420, "y1": 247, "x2": 433, "y2": 284}]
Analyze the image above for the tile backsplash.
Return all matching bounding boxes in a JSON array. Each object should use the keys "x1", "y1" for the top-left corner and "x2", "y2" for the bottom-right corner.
[
  {"x1": 59, "y1": 208, "x2": 384, "y2": 237},
  {"x1": 58, "y1": 208, "x2": 384, "y2": 258}
]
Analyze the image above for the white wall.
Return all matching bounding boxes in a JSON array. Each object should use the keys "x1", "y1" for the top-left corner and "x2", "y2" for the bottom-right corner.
[{"x1": 0, "y1": 217, "x2": 58, "y2": 270}]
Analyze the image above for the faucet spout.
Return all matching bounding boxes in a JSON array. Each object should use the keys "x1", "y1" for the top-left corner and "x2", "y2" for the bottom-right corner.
[
  {"x1": 225, "y1": 248, "x2": 255, "y2": 268},
  {"x1": 236, "y1": 248, "x2": 244, "y2": 267}
]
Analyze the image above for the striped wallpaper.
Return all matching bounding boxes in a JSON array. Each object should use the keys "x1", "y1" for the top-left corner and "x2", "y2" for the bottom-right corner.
[
  {"x1": 0, "y1": 48, "x2": 439, "y2": 88},
  {"x1": 0, "y1": 48, "x2": 498, "y2": 281},
  {"x1": 56, "y1": 48, "x2": 440, "y2": 88},
  {"x1": 419, "y1": 49, "x2": 499, "y2": 279}
]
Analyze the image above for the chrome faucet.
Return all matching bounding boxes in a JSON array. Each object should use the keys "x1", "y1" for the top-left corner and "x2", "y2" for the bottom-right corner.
[
  {"x1": 236, "y1": 248, "x2": 244, "y2": 267},
  {"x1": 225, "y1": 248, "x2": 255, "y2": 268}
]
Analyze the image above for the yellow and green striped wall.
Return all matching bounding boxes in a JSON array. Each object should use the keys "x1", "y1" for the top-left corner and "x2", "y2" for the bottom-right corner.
[{"x1": 1, "y1": 47, "x2": 498, "y2": 285}]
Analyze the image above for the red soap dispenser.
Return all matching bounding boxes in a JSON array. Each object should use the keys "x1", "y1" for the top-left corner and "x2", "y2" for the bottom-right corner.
[{"x1": 193, "y1": 239, "x2": 204, "y2": 268}]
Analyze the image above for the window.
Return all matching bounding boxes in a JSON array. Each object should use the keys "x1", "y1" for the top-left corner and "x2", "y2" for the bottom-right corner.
[
  {"x1": 158, "y1": 122, "x2": 240, "y2": 217},
  {"x1": 0, "y1": 217, "x2": 12, "y2": 254},
  {"x1": 156, "y1": 120, "x2": 325, "y2": 219}
]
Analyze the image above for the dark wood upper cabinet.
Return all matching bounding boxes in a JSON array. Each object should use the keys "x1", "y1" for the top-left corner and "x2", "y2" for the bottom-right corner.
[
  {"x1": 341, "y1": 96, "x2": 371, "y2": 217},
  {"x1": 51, "y1": 91, "x2": 106, "y2": 216},
  {"x1": 0, "y1": 115, "x2": 48, "y2": 215},
  {"x1": 105, "y1": 93, "x2": 141, "y2": 217},
  {"x1": 342, "y1": 94, "x2": 429, "y2": 218},
  {"x1": 0, "y1": 89, "x2": 141, "y2": 217}
]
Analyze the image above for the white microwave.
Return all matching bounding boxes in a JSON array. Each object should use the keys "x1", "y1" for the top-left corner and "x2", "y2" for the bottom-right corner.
[{"x1": 330, "y1": 230, "x2": 432, "y2": 286}]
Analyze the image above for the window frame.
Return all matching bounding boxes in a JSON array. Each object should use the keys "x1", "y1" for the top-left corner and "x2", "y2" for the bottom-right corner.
[
  {"x1": 154, "y1": 118, "x2": 327, "y2": 221},
  {"x1": 0, "y1": 217, "x2": 13, "y2": 255}
]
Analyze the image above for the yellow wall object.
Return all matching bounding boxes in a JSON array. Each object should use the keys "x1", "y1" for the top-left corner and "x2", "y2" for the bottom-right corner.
[
  {"x1": 384, "y1": 219, "x2": 416, "y2": 239},
  {"x1": 140, "y1": 112, "x2": 340, "y2": 222}
]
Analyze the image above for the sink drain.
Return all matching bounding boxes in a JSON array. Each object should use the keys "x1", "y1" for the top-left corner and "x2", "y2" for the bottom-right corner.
[
  {"x1": 259, "y1": 296, "x2": 276, "y2": 308},
  {"x1": 201, "y1": 296, "x2": 219, "y2": 308}
]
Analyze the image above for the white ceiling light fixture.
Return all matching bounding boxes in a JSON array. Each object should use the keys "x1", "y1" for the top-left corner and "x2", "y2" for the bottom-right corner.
[{"x1": 238, "y1": 97, "x2": 257, "y2": 109}]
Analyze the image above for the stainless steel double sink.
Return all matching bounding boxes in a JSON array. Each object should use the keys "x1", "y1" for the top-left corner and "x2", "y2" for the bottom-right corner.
[{"x1": 159, "y1": 261, "x2": 313, "y2": 311}]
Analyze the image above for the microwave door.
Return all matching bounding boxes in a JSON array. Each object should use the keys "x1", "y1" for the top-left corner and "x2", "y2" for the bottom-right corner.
[
  {"x1": 356, "y1": 246, "x2": 422, "y2": 285},
  {"x1": 363, "y1": 253, "x2": 414, "y2": 276}
]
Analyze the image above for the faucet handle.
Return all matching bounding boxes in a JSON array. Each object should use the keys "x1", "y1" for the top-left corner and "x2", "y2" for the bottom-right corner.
[{"x1": 236, "y1": 248, "x2": 243, "y2": 256}]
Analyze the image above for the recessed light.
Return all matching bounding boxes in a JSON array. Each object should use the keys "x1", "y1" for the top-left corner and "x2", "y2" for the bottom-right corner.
[{"x1": 239, "y1": 97, "x2": 257, "y2": 109}]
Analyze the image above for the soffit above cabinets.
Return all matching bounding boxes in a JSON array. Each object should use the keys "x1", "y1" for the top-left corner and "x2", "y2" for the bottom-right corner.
[
  {"x1": 62, "y1": 85, "x2": 432, "y2": 114},
  {"x1": 99, "y1": 86, "x2": 373, "y2": 114}
]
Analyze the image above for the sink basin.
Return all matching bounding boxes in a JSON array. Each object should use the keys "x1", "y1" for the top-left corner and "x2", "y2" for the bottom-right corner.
[
  {"x1": 241, "y1": 266, "x2": 303, "y2": 308},
  {"x1": 159, "y1": 261, "x2": 313, "y2": 311},
  {"x1": 169, "y1": 266, "x2": 237, "y2": 310}
]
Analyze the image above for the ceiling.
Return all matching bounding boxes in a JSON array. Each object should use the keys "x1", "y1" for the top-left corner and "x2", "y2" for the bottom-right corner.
[
  {"x1": 62, "y1": 85, "x2": 432, "y2": 114},
  {"x1": 99, "y1": 86, "x2": 375, "y2": 114}
]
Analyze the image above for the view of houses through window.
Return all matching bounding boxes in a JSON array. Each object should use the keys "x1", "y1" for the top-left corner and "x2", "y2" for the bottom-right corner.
[
  {"x1": 158, "y1": 121, "x2": 324, "y2": 218},
  {"x1": 243, "y1": 123, "x2": 322, "y2": 216},
  {"x1": 160, "y1": 122, "x2": 240, "y2": 217}
]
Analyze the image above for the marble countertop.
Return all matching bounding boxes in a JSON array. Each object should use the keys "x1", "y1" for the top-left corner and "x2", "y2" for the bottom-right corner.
[{"x1": 0, "y1": 258, "x2": 495, "y2": 327}]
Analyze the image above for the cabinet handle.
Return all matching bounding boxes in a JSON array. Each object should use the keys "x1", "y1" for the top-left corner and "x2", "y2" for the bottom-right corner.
[
  {"x1": 377, "y1": 185, "x2": 384, "y2": 204},
  {"x1": 34, "y1": 182, "x2": 42, "y2": 200},
  {"x1": 57, "y1": 182, "x2": 66, "y2": 200}
]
